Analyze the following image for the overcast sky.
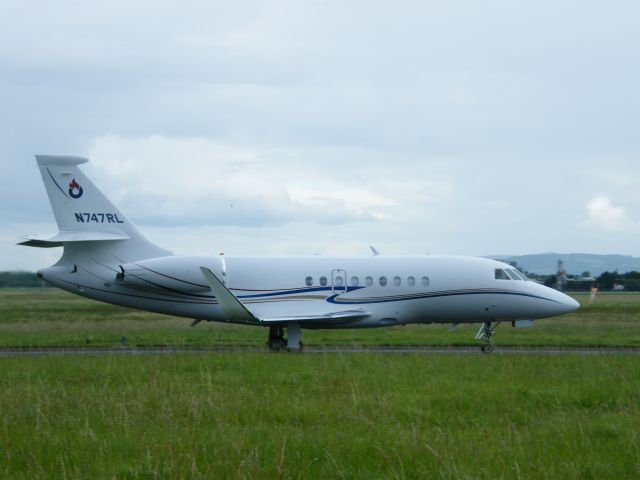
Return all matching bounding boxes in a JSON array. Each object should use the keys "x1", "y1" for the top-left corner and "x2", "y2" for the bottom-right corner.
[{"x1": 2, "y1": 0, "x2": 639, "y2": 270}]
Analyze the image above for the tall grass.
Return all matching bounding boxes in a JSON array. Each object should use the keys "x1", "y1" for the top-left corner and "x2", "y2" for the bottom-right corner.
[{"x1": 0, "y1": 353, "x2": 638, "y2": 479}]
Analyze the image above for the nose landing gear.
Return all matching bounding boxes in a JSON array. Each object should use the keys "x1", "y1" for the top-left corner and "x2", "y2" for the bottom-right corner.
[
  {"x1": 475, "y1": 321, "x2": 500, "y2": 353},
  {"x1": 480, "y1": 343, "x2": 494, "y2": 354}
]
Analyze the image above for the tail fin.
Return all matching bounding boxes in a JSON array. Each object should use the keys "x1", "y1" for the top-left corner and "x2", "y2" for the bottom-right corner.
[{"x1": 19, "y1": 155, "x2": 171, "y2": 261}]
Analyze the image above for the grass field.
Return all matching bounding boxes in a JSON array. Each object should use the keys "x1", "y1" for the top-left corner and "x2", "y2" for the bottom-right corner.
[
  {"x1": 1, "y1": 353, "x2": 639, "y2": 479},
  {"x1": 1, "y1": 288, "x2": 639, "y2": 349},
  {"x1": 1, "y1": 289, "x2": 639, "y2": 478}
]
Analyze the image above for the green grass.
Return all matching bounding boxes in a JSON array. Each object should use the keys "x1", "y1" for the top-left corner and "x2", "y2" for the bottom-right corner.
[
  {"x1": 1, "y1": 289, "x2": 639, "y2": 349},
  {"x1": 2, "y1": 290, "x2": 639, "y2": 478},
  {"x1": 0, "y1": 353, "x2": 638, "y2": 479}
]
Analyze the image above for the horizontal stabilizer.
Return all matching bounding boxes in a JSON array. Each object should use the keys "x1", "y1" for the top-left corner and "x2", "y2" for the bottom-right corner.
[
  {"x1": 18, "y1": 230, "x2": 130, "y2": 248},
  {"x1": 35, "y1": 155, "x2": 88, "y2": 166}
]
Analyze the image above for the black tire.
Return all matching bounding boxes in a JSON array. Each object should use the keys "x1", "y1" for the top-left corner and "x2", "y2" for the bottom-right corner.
[{"x1": 269, "y1": 337, "x2": 287, "y2": 352}]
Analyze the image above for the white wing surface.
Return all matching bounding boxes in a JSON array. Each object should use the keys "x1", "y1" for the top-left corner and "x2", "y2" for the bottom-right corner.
[{"x1": 199, "y1": 267, "x2": 370, "y2": 325}]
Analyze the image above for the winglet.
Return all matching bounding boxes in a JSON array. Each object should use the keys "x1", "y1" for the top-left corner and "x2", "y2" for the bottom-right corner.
[{"x1": 199, "y1": 267, "x2": 259, "y2": 323}]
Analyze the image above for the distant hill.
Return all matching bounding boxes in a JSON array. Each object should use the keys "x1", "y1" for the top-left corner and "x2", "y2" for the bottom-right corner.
[{"x1": 489, "y1": 253, "x2": 640, "y2": 276}]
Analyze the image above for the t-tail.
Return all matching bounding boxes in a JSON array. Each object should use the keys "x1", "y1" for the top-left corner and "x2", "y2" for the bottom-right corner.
[{"x1": 19, "y1": 155, "x2": 171, "y2": 266}]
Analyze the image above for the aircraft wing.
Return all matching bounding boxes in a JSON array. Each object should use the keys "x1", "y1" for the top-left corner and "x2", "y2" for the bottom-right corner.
[
  {"x1": 199, "y1": 267, "x2": 370, "y2": 325},
  {"x1": 256, "y1": 309, "x2": 370, "y2": 324}
]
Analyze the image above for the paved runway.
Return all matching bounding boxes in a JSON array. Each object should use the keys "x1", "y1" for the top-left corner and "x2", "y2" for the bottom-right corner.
[{"x1": 0, "y1": 346, "x2": 639, "y2": 357}]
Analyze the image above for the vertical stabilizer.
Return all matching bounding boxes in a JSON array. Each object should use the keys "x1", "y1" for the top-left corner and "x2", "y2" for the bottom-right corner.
[{"x1": 23, "y1": 155, "x2": 171, "y2": 261}]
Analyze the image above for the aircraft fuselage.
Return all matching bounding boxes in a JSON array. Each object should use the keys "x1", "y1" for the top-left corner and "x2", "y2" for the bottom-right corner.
[{"x1": 40, "y1": 253, "x2": 579, "y2": 329}]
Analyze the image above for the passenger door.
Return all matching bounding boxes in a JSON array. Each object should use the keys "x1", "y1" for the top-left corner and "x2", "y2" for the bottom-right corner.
[{"x1": 331, "y1": 269, "x2": 347, "y2": 295}]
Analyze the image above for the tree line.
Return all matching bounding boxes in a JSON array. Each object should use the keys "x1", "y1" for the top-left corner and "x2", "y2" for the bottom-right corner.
[
  {"x1": 593, "y1": 271, "x2": 640, "y2": 291},
  {"x1": 0, "y1": 272, "x2": 43, "y2": 288},
  {"x1": 526, "y1": 270, "x2": 640, "y2": 291}
]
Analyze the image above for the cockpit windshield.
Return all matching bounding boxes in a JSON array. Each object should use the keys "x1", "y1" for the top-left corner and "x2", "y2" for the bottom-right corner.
[
  {"x1": 511, "y1": 269, "x2": 529, "y2": 281},
  {"x1": 495, "y1": 269, "x2": 510, "y2": 280},
  {"x1": 505, "y1": 269, "x2": 520, "y2": 280},
  {"x1": 495, "y1": 268, "x2": 529, "y2": 281}
]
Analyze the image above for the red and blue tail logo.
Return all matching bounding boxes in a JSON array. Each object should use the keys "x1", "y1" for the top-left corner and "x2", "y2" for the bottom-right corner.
[{"x1": 68, "y1": 178, "x2": 83, "y2": 199}]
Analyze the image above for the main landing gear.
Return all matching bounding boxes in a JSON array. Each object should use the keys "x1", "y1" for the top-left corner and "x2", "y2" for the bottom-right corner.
[
  {"x1": 267, "y1": 322, "x2": 303, "y2": 352},
  {"x1": 267, "y1": 326, "x2": 286, "y2": 351},
  {"x1": 474, "y1": 321, "x2": 500, "y2": 353}
]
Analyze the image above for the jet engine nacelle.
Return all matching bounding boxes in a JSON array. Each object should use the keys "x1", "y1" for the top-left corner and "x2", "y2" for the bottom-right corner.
[{"x1": 116, "y1": 256, "x2": 220, "y2": 293}]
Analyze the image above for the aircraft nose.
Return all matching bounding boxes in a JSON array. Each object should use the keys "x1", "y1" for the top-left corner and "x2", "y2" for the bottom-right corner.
[
  {"x1": 533, "y1": 284, "x2": 581, "y2": 316},
  {"x1": 558, "y1": 293, "x2": 580, "y2": 314}
]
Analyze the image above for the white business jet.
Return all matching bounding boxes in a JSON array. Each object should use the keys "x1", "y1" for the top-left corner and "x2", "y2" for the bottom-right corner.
[{"x1": 20, "y1": 155, "x2": 579, "y2": 352}]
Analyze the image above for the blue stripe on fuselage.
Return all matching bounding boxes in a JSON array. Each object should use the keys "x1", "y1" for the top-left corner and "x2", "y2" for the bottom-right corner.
[
  {"x1": 233, "y1": 286, "x2": 560, "y2": 305},
  {"x1": 325, "y1": 290, "x2": 561, "y2": 304},
  {"x1": 236, "y1": 286, "x2": 363, "y2": 298}
]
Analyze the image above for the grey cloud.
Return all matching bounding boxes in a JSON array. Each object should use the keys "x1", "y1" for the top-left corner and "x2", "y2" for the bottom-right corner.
[{"x1": 2, "y1": 0, "x2": 640, "y2": 271}]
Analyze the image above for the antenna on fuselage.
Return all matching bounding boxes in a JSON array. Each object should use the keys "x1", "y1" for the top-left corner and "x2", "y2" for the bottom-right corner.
[{"x1": 369, "y1": 246, "x2": 381, "y2": 256}]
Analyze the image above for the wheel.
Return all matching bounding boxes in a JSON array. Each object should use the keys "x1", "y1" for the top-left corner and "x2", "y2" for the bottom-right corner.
[
  {"x1": 287, "y1": 341, "x2": 304, "y2": 353},
  {"x1": 481, "y1": 344, "x2": 494, "y2": 354},
  {"x1": 267, "y1": 326, "x2": 287, "y2": 351},
  {"x1": 269, "y1": 337, "x2": 287, "y2": 352}
]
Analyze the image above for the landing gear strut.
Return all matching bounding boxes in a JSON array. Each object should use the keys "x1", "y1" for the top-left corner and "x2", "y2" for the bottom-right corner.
[
  {"x1": 475, "y1": 321, "x2": 500, "y2": 353},
  {"x1": 267, "y1": 322, "x2": 303, "y2": 352}
]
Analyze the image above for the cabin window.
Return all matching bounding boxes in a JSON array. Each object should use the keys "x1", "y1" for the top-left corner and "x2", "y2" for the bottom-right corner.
[
  {"x1": 305, "y1": 276, "x2": 313, "y2": 286},
  {"x1": 506, "y1": 269, "x2": 521, "y2": 280},
  {"x1": 407, "y1": 276, "x2": 416, "y2": 286},
  {"x1": 495, "y1": 269, "x2": 510, "y2": 280},
  {"x1": 379, "y1": 276, "x2": 388, "y2": 286},
  {"x1": 351, "y1": 276, "x2": 360, "y2": 286},
  {"x1": 320, "y1": 276, "x2": 328, "y2": 286},
  {"x1": 421, "y1": 275, "x2": 430, "y2": 287},
  {"x1": 365, "y1": 276, "x2": 373, "y2": 286},
  {"x1": 335, "y1": 276, "x2": 344, "y2": 286},
  {"x1": 393, "y1": 276, "x2": 401, "y2": 286}
]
